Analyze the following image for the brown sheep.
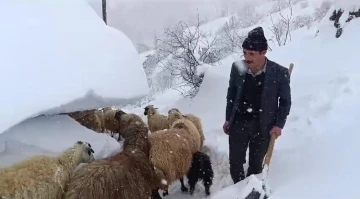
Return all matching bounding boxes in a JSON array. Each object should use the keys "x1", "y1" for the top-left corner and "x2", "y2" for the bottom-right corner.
[
  {"x1": 61, "y1": 107, "x2": 127, "y2": 139},
  {"x1": 148, "y1": 124, "x2": 199, "y2": 197},
  {"x1": 101, "y1": 107, "x2": 122, "y2": 139},
  {"x1": 113, "y1": 110, "x2": 148, "y2": 140},
  {"x1": 63, "y1": 109, "x2": 97, "y2": 120},
  {"x1": 168, "y1": 108, "x2": 205, "y2": 149},
  {"x1": 144, "y1": 105, "x2": 169, "y2": 132},
  {"x1": 168, "y1": 111, "x2": 202, "y2": 151},
  {"x1": 59, "y1": 109, "x2": 105, "y2": 133},
  {"x1": 63, "y1": 113, "x2": 166, "y2": 199}
]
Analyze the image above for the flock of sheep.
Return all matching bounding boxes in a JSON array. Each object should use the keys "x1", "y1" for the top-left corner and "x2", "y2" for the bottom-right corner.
[{"x1": 0, "y1": 104, "x2": 214, "y2": 199}]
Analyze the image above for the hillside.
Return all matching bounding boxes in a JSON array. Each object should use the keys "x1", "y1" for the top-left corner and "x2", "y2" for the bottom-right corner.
[
  {"x1": 141, "y1": 0, "x2": 359, "y2": 99},
  {"x1": 0, "y1": 0, "x2": 359, "y2": 199},
  {"x1": 133, "y1": 0, "x2": 360, "y2": 198}
]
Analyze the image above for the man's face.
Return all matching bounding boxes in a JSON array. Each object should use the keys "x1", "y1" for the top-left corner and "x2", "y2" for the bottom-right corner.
[{"x1": 243, "y1": 49, "x2": 266, "y2": 68}]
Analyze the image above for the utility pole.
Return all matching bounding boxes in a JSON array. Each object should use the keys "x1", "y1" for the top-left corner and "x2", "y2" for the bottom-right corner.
[{"x1": 102, "y1": 0, "x2": 107, "y2": 24}]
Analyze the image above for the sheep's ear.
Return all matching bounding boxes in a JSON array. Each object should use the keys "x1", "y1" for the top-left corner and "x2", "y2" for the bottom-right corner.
[{"x1": 77, "y1": 141, "x2": 83, "y2": 145}]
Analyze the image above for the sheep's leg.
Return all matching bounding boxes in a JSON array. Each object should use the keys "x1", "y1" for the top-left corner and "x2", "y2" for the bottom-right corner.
[
  {"x1": 151, "y1": 190, "x2": 162, "y2": 199},
  {"x1": 179, "y1": 178, "x2": 188, "y2": 192},
  {"x1": 203, "y1": 173, "x2": 213, "y2": 196},
  {"x1": 188, "y1": 177, "x2": 197, "y2": 195},
  {"x1": 162, "y1": 189, "x2": 169, "y2": 197},
  {"x1": 204, "y1": 181, "x2": 211, "y2": 196}
]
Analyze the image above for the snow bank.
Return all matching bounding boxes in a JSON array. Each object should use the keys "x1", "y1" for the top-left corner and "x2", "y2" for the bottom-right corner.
[
  {"x1": 169, "y1": 54, "x2": 238, "y2": 132},
  {"x1": 0, "y1": 0, "x2": 149, "y2": 134},
  {"x1": 200, "y1": 11, "x2": 360, "y2": 199},
  {"x1": 0, "y1": 115, "x2": 122, "y2": 168}
]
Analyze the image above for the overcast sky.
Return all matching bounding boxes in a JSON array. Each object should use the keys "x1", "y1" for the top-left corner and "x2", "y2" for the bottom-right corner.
[{"x1": 87, "y1": 0, "x2": 270, "y2": 49}]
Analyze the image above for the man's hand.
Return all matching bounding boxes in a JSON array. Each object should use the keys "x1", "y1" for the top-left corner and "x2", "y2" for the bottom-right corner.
[
  {"x1": 270, "y1": 126, "x2": 282, "y2": 139},
  {"x1": 223, "y1": 121, "x2": 230, "y2": 135}
]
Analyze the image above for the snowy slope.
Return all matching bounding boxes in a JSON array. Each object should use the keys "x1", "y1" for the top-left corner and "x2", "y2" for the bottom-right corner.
[
  {"x1": 0, "y1": 0, "x2": 149, "y2": 134},
  {"x1": 1, "y1": 1, "x2": 360, "y2": 199},
  {"x1": 137, "y1": 2, "x2": 360, "y2": 198},
  {"x1": 207, "y1": 18, "x2": 360, "y2": 199}
]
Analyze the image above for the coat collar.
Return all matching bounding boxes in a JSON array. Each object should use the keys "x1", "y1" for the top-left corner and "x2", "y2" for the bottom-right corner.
[{"x1": 246, "y1": 58, "x2": 268, "y2": 77}]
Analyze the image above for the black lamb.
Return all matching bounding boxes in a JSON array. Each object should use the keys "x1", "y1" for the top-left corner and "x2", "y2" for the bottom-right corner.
[{"x1": 186, "y1": 151, "x2": 214, "y2": 196}]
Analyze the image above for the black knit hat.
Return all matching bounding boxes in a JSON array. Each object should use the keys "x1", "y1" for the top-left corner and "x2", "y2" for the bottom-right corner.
[{"x1": 242, "y1": 26, "x2": 268, "y2": 51}]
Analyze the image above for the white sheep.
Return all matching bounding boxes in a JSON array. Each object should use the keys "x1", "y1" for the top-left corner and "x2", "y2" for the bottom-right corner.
[
  {"x1": 143, "y1": 105, "x2": 169, "y2": 133},
  {"x1": 0, "y1": 141, "x2": 95, "y2": 199},
  {"x1": 148, "y1": 127, "x2": 198, "y2": 197},
  {"x1": 168, "y1": 108, "x2": 205, "y2": 149}
]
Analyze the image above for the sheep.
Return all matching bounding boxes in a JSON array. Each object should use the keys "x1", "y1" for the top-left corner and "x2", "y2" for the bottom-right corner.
[
  {"x1": 75, "y1": 111, "x2": 105, "y2": 133},
  {"x1": 101, "y1": 107, "x2": 123, "y2": 140},
  {"x1": 59, "y1": 109, "x2": 97, "y2": 120},
  {"x1": 0, "y1": 141, "x2": 95, "y2": 199},
  {"x1": 168, "y1": 107, "x2": 205, "y2": 149},
  {"x1": 63, "y1": 113, "x2": 167, "y2": 199},
  {"x1": 61, "y1": 107, "x2": 126, "y2": 139},
  {"x1": 186, "y1": 151, "x2": 214, "y2": 196},
  {"x1": 144, "y1": 105, "x2": 169, "y2": 132},
  {"x1": 59, "y1": 109, "x2": 105, "y2": 133},
  {"x1": 148, "y1": 127, "x2": 199, "y2": 197},
  {"x1": 168, "y1": 111, "x2": 202, "y2": 151},
  {"x1": 113, "y1": 109, "x2": 148, "y2": 140},
  {"x1": 150, "y1": 121, "x2": 214, "y2": 197}
]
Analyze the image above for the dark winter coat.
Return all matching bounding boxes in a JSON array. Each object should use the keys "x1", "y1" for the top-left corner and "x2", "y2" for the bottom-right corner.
[{"x1": 225, "y1": 58, "x2": 291, "y2": 135}]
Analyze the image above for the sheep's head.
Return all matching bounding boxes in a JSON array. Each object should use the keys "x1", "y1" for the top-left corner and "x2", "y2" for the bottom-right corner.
[
  {"x1": 171, "y1": 121, "x2": 190, "y2": 133},
  {"x1": 168, "y1": 111, "x2": 184, "y2": 126},
  {"x1": 75, "y1": 141, "x2": 95, "y2": 163},
  {"x1": 168, "y1": 108, "x2": 181, "y2": 115},
  {"x1": 123, "y1": 128, "x2": 150, "y2": 156},
  {"x1": 117, "y1": 113, "x2": 148, "y2": 139},
  {"x1": 114, "y1": 109, "x2": 127, "y2": 122},
  {"x1": 144, "y1": 105, "x2": 158, "y2": 116}
]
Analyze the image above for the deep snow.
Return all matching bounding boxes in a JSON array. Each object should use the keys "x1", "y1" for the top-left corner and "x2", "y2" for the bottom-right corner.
[
  {"x1": 1, "y1": 0, "x2": 360, "y2": 199},
  {"x1": 0, "y1": 115, "x2": 122, "y2": 168},
  {"x1": 0, "y1": 0, "x2": 149, "y2": 134}
]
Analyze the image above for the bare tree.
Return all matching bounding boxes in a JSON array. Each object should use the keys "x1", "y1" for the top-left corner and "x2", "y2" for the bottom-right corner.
[
  {"x1": 314, "y1": 1, "x2": 332, "y2": 21},
  {"x1": 291, "y1": 15, "x2": 313, "y2": 30},
  {"x1": 155, "y1": 15, "x2": 219, "y2": 98},
  {"x1": 236, "y1": 5, "x2": 264, "y2": 28},
  {"x1": 268, "y1": 0, "x2": 293, "y2": 46},
  {"x1": 214, "y1": 15, "x2": 247, "y2": 58}
]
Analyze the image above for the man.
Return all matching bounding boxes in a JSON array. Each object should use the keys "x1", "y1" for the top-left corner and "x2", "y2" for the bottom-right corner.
[{"x1": 223, "y1": 26, "x2": 292, "y2": 184}]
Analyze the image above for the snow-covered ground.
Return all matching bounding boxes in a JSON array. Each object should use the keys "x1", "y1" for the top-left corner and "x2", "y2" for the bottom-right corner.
[
  {"x1": 0, "y1": 0, "x2": 149, "y2": 134},
  {"x1": 1, "y1": 0, "x2": 360, "y2": 199},
  {"x1": 0, "y1": 115, "x2": 122, "y2": 168}
]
